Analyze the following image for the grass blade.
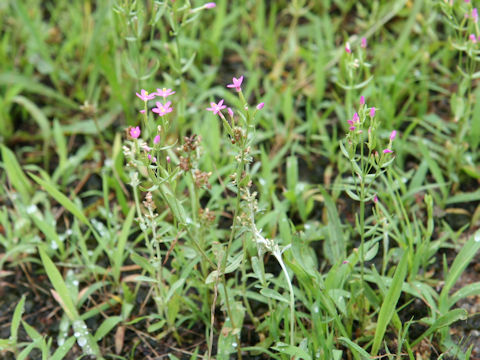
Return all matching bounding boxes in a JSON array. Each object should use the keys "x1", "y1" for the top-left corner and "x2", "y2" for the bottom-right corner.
[{"x1": 372, "y1": 249, "x2": 408, "y2": 355}]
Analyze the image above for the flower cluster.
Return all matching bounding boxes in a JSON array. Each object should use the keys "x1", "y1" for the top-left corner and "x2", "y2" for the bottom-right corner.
[
  {"x1": 135, "y1": 88, "x2": 176, "y2": 117},
  {"x1": 346, "y1": 96, "x2": 397, "y2": 157},
  {"x1": 206, "y1": 75, "x2": 264, "y2": 118}
]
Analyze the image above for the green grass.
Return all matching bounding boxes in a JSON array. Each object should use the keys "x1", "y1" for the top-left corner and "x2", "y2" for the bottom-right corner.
[{"x1": 1, "y1": 0, "x2": 480, "y2": 359}]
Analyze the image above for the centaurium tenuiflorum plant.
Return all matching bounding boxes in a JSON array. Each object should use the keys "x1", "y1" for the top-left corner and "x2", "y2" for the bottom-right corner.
[
  {"x1": 124, "y1": 86, "x2": 218, "y2": 338},
  {"x1": 340, "y1": 96, "x2": 396, "y2": 320},
  {"x1": 436, "y1": 0, "x2": 480, "y2": 187}
]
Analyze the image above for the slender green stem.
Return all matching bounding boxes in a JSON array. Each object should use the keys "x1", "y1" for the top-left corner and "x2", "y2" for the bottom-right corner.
[{"x1": 274, "y1": 251, "x2": 295, "y2": 347}]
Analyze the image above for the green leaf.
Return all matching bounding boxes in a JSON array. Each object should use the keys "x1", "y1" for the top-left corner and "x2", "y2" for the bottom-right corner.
[
  {"x1": 439, "y1": 230, "x2": 480, "y2": 313},
  {"x1": 372, "y1": 249, "x2": 408, "y2": 355},
  {"x1": 29, "y1": 173, "x2": 90, "y2": 225},
  {"x1": 51, "y1": 336, "x2": 76, "y2": 360},
  {"x1": 10, "y1": 296, "x2": 26, "y2": 344},
  {"x1": 319, "y1": 186, "x2": 345, "y2": 263},
  {"x1": 1, "y1": 145, "x2": 32, "y2": 200},
  {"x1": 260, "y1": 288, "x2": 289, "y2": 304},
  {"x1": 411, "y1": 309, "x2": 468, "y2": 347},
  {"x1": 94, "y1": 316, "x2": 122, "y2": 341},
  {"x1": 38, "y1": 247, "x2": 79, "y2": 320},
  {"x1": 12, "y1": 95, "x2": 51, "y2": 141},
  {"x1": 271, "y1": 342, "x2": 312, "y2": 360},
  {"x1": 338, "y1": 337, "x2": 371, "y2": 359},
  {"x1": 112, "y1": 206, "x2": 136, "y2": 283}
]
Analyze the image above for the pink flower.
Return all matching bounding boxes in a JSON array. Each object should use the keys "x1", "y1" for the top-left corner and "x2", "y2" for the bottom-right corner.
[
  {"x1": 473, "y1": 8, "x2": 478, "y2": 23},
  {"x1": 361, "y1": 37, "x2": 367, "y2": 49},
  {"x1": 470, "y1": 34, "x2": 477, "y2": 43},
  {"x1": 204, "y1": 2, "x2": 216, "y2": 8},
  {"x1": 383, "y1": 149, "x2": 393, "y2": 154},
  {"x1": 373, "y1": 195, "x2": 378, "y2": 203},
  {"x1": 227, "y1": 108, "x2": 234, "y2": 117},
  {"x1": 206, "y1": 99, "x2": 227, "y2": 114},
  {"x1": 370, "y1": 107, "x2": 376, "y2": 118},
  {"x1": 155, "y1": 88, "x2": 175, "y2": 99},
  {"x1": 148, "y1": 154, "x2": 157, "y2": 162},
  {"x1": 342, "y1": 260, "x2": 349, "y2": 264},
  {"x1": 139, "y1": 110, "x2": 146, "y2": 114},
  {"x1": 152, "y1": 101, "x2": 173, "y2": 116},
  {"x1": 256, "y1": 102, "x2": 265, "y2": 110},
  {"x1": 349, "y1": 126, "x2": 356, "y2": 131},
  {"x1": 136, "y1": 89, "x2": 155, "y2": 102},
  {"x1": 360, "y1": 95, "x2": 365, "y2": 106},
  {"x1": 154, "y1": 135, "x2": 161, "y2": 144},
  {"x1": 390, "y1": 130, "x2": 397, "y2": 141},
  {"x1": 143, "y1": 145, "x2": 152, "y2": 152},
  {"x1": 352, "y1": 112, "x2": 359, "y2": 122},
  {"x1": 345, "y1": 42, "x2": 351, "y2": 54},
  {"x1": 227, "y1": 76, "x2": 244, "y2": 92},
  {"x1": 166, "y1": 156, "x2": 171, "y2": 163},
  {"x1": 130, "y1": 126, "x2": 141, "y2": 139}
]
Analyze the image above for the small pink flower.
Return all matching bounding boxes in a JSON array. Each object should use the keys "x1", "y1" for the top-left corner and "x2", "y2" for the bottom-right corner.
[
  {"x1": 155, "y1": 88, "x2": 175, "y2": 99},
  {"x1": 390, "y1": 130, "x2": 397, "y2": 141},
  {"x1": 256, "y1": 102, "x2": 265, "y2": 110},
  {"x1": 345, "y1": 42, "x2": 351, "y2": 53},
  {"x1": 136, "y1": 89, "x2": 155, "y2": 102},
  {"x1": 360, "y1": 95, "x2": 365, "y2": 106},
  {"x1": 166, "y1": 156, "x2": 171, "y2": 163},
  {"x1": 152, "y1": 101, "x2": 173, "y2": 116},
  {"x1": 206, "y1": 99, "x2": 227, "y2": 114},
  {"x1": 139, "y1": 110, "x2": 146, "y2": 114},
  {"x1": 204, "y1": 2, "x2": 216, "y2": 8},
  {"x1": 352, "y1": 112, "x2": 359, "y2": 122},
  {"x1": 154, "y1": 135, "x2": 161, "y2": 144},
  {"x1": 361, "y1": 37, "x2": 367, "y2": 49},
  {"x1": 466, "y1": 0, "x2": 471, "y2": 3},
  {"x1": 130, "y1": 126, "x2": 141, "y2": 139},
  {"x1": 348, "y1": 120, "x2": 354, "y2": 125},
  {"x1": 342, "y1": 260, "x2": 349, "y2": 264},
  {"x1": 143, "y1": 145, "x2": 152, "y2": 152},
  {"x1": 470, "y1": 34, "x2": 477, "y2": 43},
  {"x1": 349, "y1": 126, "x2": 356, "y2": 131},
  {"x1": 473, "y1": 8, "x2": 478, "y2": 23},
  {"x1": 227, "y1": 76, "x2": 244, "y2": 92},
  {"x1": 383, "y1": 149, "x2": 393, "y2": 154},
  {"x1": 227, "y1": 108, "x2": 234, "y2": 117},
  {"x1": 373, "y1": 195, "x2": 378, "y2": 203},
  {"x1": 370, "y1": 107, "x2": 376, "y2": 118}
]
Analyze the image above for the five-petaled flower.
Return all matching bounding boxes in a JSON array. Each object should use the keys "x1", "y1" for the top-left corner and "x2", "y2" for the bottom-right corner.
[
  {"x1": 136, "y1": 89, "x2": 155, "y2": 102},
  {"x1": 130, "y1": 126, "x2": 141, "y2": 139},
  {"x1": 152, "y1": 101, "x2": 173, "y2": 116},
  {"x1": 206, "y1": 99, "x2": 227, "y2": 114},
  {"x1": 156, "y1": 88, "x2": 175, "y2": 99},
  {"x1": 227, "y1": 76, "x2": 244, "y2": 92}
]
